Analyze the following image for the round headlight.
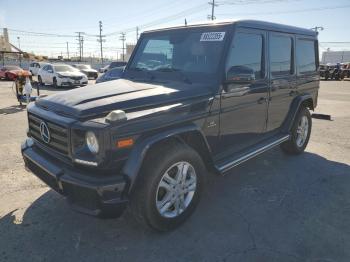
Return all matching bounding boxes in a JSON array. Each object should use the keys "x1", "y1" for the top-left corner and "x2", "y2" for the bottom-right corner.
[{"x1": 86, "y1": 131, "x2": 99, "y2": 154}]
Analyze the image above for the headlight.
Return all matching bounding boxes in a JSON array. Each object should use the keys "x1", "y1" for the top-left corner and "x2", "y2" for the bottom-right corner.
[
  {"x1": 86, "y1": 131, "x2": 99, "y2": 154},
  {"x1": 57, "y1": 74, "x2": 66, "y2": 78}
]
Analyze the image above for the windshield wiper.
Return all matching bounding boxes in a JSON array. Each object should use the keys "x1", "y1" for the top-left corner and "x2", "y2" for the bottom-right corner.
[{"x1": 154, "y1": 67, "x2": 192, "y2": 84}]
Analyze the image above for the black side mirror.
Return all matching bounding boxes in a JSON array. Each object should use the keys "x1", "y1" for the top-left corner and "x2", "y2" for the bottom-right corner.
[{"x1": 226, "y1": 66, "x2": 256, "y2": 83}]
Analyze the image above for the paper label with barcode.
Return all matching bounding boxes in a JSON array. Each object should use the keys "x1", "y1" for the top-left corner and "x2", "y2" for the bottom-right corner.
[{"x1": 200, "y1": 32, "x2": 225, "y2": 41}]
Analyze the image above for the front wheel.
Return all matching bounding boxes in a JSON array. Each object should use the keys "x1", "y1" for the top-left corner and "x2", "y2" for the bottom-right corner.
[
  {"x1": 130, "y1": 142, "x2": 206, "y2": 231},
  {"x1": 281, "y1": 107, "x2": 312, "y2": 155},
  {"x1": 52, "y1": 77, "x2": 58, "y2": 88}
]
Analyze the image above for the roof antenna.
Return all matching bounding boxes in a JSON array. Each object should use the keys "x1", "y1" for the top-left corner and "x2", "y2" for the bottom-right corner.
[{"x1": 185, "y1": 18, "x2": 187, "y2": 26}]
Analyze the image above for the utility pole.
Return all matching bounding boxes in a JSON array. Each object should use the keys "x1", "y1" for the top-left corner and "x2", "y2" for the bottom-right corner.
[
  {"x1": 75, "y1": 32, "x2": 84, "y2": 61},
  {"x1": 208, "y1": 0, "x2": 218, "y2": 20},
  {"x1": 136, "y1": 27, "x2": 139, "y2": 42},
  {"x1": 185, "y1": 19, "x2": 187, "y2": 26},
  {"x1": 120, "y1": 32, "x2": 126, "y2": 62},
  {"x1": 97, "y1": 21, "x2": 106, "y2": 65},
  {"x1": 66, "y1": 42, "x2": 69, "y2": 59},
  {"x1": 81, "y1": 36, "x2": 84, "y2": 61},
  {"x1": 17, "y1": 36, "x2": 21, "y2": 50}
]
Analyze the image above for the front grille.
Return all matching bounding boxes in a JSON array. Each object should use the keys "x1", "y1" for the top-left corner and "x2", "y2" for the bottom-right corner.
[
  {"x1": 70, "y1": 76, "x2": 82, "y2": 80},
  {"x1": 28, "y1": 114, "x2": 69, "y2": 155}
]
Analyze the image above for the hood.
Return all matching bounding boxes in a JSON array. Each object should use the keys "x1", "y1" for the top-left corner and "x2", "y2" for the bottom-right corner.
[
  {"x1": 35, "y1": 79, "x2": 213, "y2": 120},
  {"x1": 57, "y1": 71, "x2": 85, "y2": 77},
  {"x1": 81, "y1": 68, "x2": 98, "y2": 73},
  {"x1": 9, "y1": 69, "x2": 24, "y2": 74}
]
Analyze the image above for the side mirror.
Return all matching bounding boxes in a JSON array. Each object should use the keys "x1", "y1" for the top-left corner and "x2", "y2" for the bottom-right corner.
[{"x1": 226, "y1": 66, "x2": 256, "y2": 83}]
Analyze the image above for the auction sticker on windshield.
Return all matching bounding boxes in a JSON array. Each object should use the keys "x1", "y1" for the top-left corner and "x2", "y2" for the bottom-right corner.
[{"x1": 200, "y1": 32, "x2": 225, "y2": 41}]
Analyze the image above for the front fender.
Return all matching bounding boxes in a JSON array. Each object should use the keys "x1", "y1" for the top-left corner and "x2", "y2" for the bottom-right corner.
[{"x1": 122, "y1": 124, "x2": 210, "y2": 193}]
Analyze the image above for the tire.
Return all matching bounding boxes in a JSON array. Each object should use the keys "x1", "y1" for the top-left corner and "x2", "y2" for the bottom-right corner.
[
  {"x1": 38, "y1": 75, "x2": 43, "y2": 86},
  {"x1": 130, "y1": 141, "x2": 206, "y2": 231},
  {"x1": 5, "y1": 73, "x2": 9, "y2": 80},
  {"x1": 52, "y1": 77, "x2": 58, "y2": 88},
  {"x1": 281, "y1": 107, "x2": 312, "y2": 155}
]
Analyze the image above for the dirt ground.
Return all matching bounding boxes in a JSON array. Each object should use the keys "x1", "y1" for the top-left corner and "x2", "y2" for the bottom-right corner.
[{"x1": 0, "y1": 79, "x2": 349, "y2": 262}]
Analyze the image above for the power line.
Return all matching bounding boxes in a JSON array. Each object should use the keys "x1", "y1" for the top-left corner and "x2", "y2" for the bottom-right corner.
[{"x1": 217, "y1": 4, "x2": 350, "y2": 16}]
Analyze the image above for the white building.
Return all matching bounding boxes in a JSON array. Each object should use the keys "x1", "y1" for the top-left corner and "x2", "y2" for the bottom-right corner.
[{"x1": 321, "y1": 51, "x2": 350, "y2": 64}]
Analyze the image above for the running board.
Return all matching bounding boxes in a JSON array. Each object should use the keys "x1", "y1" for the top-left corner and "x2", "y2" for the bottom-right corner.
[{"x1": 216, "y1": 135, "x2": 290, "y2": 174}]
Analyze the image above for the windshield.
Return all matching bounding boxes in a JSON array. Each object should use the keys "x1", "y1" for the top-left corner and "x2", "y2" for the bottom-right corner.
[
  {"x1": 75, "y1": 64, "x2": 90, "y2": 69},
  {"x1": 54, "y1": 65, "x2": 78, "y2": 72},
  {"x1": 128, "y1": 28, "x2": 227, "y2": 83}
]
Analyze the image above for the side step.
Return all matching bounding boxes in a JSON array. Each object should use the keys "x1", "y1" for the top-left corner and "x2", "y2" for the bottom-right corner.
[{"x1": 215, "y1": 134, "x2": 290, "y2": 174}]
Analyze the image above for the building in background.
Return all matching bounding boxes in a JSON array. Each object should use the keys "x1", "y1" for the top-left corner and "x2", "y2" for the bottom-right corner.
[
  {"x1": 126, "y1": 43, "x2": 136, "y2": 61},
  {"x1": 321, "y1": 51, "x2": 350, "y2": 64}
]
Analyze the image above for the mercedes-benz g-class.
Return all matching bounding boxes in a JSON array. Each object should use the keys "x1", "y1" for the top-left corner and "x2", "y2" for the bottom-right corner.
[{"x1": 22, "y1": 20, "x2": 319, "y2": 231}]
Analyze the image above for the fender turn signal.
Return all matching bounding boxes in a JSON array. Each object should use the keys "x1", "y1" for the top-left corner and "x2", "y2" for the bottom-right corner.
[{"x1": 116, "y1": 138, "x2": 134, "y2": 148}]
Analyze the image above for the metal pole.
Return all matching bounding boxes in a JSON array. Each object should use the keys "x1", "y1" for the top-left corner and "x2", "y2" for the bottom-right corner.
[
  {"x1": 136, "y1": 27, "x2": 139, "y2": 42},
  {"x1": 66, "y1": 42, "x2": 69, "y2": 59},
  {"x1": 99, "y1": 21, "x2": 104, "y2": 65},
  {"x1": 211, "y1": 0, "x2": 215, "y2": 20}
]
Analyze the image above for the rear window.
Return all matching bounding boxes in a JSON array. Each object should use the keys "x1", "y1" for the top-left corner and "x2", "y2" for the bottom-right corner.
[
  {"x1": 297, "y1": 39, "x2": 316, "y2": 73},
  {"x1": 270, "y1": 35, "x2": 293, "y2": 77}
]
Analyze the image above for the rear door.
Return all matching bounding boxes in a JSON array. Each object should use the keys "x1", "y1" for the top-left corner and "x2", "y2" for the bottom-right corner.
[
  {"x1": 219, "y1": 28, "x2": 269, "y2": 155},
  {"x1": 267, "y1": 32, "x2": 297, "y2": 132}
]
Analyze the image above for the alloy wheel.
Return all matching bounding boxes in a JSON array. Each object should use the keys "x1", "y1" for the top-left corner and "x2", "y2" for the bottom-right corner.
[{"x1": 156, "y1": 161, "x2": 197, "y2": 218}]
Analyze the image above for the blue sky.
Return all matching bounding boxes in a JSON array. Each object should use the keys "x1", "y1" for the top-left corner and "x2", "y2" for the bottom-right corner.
[{"x1": 0, "y1": 0, "x2": 349, "y2": 58}]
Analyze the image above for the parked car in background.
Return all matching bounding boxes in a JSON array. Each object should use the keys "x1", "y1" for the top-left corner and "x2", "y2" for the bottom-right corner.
[
  {"x1": 341, "y1": 62, "x2": 350, "y2": 79},
  {"x1": 95, "y1": 66, "x2": 124, "y2": 83},
  {"x1": 72, "y1": 64, "x2": 98, "y2": 79},
  {"x1": 37, "y1": 64, "x2": 88, "y2": 88},
  {"x1": 29, "y1": 62, "x2": 49, "y2": 76},
  {"x1": 0, "y1": 65, "x2": 31, "y2": 80},
  {"x1": 99, "y1": 61, "x2": 127, "y2": 73}
]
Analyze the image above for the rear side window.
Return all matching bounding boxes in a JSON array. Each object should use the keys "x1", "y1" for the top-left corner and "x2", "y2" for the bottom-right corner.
[
  {"x1": 297, "y1": 39, "x2": 316, "y2": 73},
  {"x1": 270, "y1": 35, "x2": 293, "y2": 76},
  {"x1": 226, "y1": 32, "x2": 264, "y2": 80}
]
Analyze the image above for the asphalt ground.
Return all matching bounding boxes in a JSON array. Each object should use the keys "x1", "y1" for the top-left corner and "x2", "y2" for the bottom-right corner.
[{"x1": 0, "y1": 79, "x2": 349, "y2": 262}]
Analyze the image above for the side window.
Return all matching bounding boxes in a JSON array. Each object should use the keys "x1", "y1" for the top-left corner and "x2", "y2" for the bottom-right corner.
[
  {"x1": 42, "y1": 65, "x2": 48, "y2": 71},
  {"x1": 297, "y1": 39, "x2": 316, "y2": 74},
  {"x1": 110, "y1": 69, "x2": 122, "y2": 77},
  {"x1": 270, "y1": 35, "x2": 293, "y2": 77},
  {"x1": 226, "y1": 32, "x2": 264, "y2": 80}
]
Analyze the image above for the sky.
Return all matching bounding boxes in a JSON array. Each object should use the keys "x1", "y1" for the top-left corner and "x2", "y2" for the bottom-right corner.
[{"x1": 0, "y1": 0, "x2": 349, "y2": 59}]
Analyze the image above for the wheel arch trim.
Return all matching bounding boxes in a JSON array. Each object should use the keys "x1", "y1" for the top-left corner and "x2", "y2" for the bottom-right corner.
[{"x1": 122, "y1": 124, "x2": 213, "y2": 193}]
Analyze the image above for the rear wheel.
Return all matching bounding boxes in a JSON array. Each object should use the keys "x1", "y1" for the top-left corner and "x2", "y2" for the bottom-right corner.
[
  {"x1": 130, "y1": 141, "x2": 206, "y2": 231},
  {"x1": 281, "y1": 107, "x2": 312, "y2": 155}
]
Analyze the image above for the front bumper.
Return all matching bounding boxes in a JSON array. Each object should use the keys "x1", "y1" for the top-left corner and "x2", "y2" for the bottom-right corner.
[
  {"x1": 21, "y1": 138, "x2": 128, "y2": 217},
  {"x1": 59, "y1": 78, "x2": 88, "y2": 86}
]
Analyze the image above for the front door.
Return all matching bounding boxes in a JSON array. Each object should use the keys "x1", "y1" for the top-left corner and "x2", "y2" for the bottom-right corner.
[{"x1": 218, "y1": 28, "x2": 269, "y2": 157}]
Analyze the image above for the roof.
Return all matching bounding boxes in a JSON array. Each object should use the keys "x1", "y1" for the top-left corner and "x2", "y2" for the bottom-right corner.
[{"x1": 144, "y1": 19, "x2": 317, "y2": 37}]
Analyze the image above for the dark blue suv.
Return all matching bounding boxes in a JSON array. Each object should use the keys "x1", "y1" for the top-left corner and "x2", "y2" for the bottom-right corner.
[{"x1": 22, "y1": 20, "x2": 319, "y2": 231}]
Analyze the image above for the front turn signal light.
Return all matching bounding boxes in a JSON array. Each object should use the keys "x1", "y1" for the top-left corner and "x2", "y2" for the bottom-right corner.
[{"x1": 116, "y1": 138, "x2": 134, "y2": 148}]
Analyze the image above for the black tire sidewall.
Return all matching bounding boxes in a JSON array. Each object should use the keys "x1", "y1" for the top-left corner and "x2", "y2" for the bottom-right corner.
[
  {"x1": 290, "y1": 107, "x2": 312, "y2": 153},
  {"x1": 133, "y1": 143, "x2": 206, "y2": 231},
  {"x1": 53, "y1": 77, "x2": 57, "y2": 88}
]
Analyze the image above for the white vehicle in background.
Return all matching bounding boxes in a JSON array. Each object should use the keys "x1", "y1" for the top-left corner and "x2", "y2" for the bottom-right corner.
[
  {"x1": 37, "y1": 64, "x2": 88, "y2": 88},
  {"x1": 29, "y1": 62, "x2": 49, "y2": 76}
]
